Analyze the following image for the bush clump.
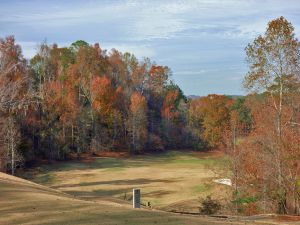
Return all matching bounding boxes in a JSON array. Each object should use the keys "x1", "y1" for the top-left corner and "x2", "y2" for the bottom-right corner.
[{"x1": 199, "y1": 196, "x2": 221, "y2": 215}]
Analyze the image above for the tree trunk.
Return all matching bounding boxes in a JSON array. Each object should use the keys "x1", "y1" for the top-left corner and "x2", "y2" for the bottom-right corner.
[
  {"x1": 11, "y1": 134, "x2": 15, "y2": 176},
  {"x1": 71, "y1": 124, "x2": 74, "y2": 148}
]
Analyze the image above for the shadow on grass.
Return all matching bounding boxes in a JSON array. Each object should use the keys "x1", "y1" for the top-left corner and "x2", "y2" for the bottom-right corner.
[
  {"x1": 52, "y1": 178, "x2": 179, "y2": 189},
  {"x1": 65, "y1": 188, "x2": 132, "y2": 198},
  {"x1": 41, "y1": 151, "x2": 187, "y2": 172},
  {"x1": 143, "y1": 190, "x2": 174, "y2": 197},
  {"x1": 65, "y1": 187, "x2": 175, "y2": 201}
]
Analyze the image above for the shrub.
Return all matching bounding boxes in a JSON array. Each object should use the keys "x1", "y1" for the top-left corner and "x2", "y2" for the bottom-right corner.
[
  {"x1": 147, "y1": 134, "x2": 164, "y2": 151},
  {"x1": 199, "y1": 196, "x2": 221, "y2": 215},
  {"x1": 244, "y1": 202, "x2": 258, "y2": 216}
]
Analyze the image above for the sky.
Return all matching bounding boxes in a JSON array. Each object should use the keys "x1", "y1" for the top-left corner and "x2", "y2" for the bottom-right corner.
[{"x1": 0, "y1": 0, "x2": 300, "y2": 96}]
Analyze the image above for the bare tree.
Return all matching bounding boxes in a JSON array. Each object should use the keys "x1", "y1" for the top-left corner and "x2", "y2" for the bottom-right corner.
[{"x1": 0, "y1": 36, "x2": 30, "y2": 175}]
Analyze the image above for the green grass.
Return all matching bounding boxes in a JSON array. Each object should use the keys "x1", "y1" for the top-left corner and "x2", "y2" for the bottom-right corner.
[
  {"x1": 171, "y1": 157, "x2": 201, "y2": 164},
  {"x1": 104, "y1": 167, "x2": 126, "y2": 172},
  {"x1": 33, "y1": 173, "x2": 55, "y2": 184},
  {"x1": 192, "y1": 183, "x2": 213, "y2": 193}
]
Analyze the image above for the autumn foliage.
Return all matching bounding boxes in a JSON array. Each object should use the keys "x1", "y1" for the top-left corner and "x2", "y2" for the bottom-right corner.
[
  {"x1": 91, "y1": 76, "x2": 116, "y2": 117},
  {"x1": 0, "y1": 37, "x2": 194, "y2": 166},
  {"x1": 0, "y1": 16, "x2": 300, "y2": 217},
  {"x1": 188, "y1": 94, "x2": 232, "y2": 149},
  {"x1": 232, "y1": 17, "x2": 300, "y2": 215}
]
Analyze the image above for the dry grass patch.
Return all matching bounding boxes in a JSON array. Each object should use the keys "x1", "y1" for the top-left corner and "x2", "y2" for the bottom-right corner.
[
  {"x1": 0, "y1": 172, "x2": 259, "y2": 225},
  {"x1": 24, "y1": 150, "x2": 231, "y2": 212}
]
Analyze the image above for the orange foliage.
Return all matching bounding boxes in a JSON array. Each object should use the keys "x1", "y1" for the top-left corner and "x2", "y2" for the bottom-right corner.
[
  {"x1": 43, "y1": 81, "x2": 78, "y2": 123},
  {"x1": 130, "y1": 92, "x2": 146, "y2": 114},
  {"x1": 91, "y1": 76, "x2": 116, "y2": 117},
  {"x1": 189, "y1": 94, "x2": 232, "y2": 148},
  {"x1": 148, "y1": 65, "x2": 168, "y2": 94},
  {"x1": 161, "y1": 89, "x2": 179, "y2": 120}
]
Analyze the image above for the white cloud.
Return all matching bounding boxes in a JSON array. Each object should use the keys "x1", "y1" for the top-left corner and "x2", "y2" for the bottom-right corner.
[
  {"x1": 18, "y1": 40, "x2": 155, "y2": 60},
  {"x1": 102, "y1": 43, "x2": 156, "y2": 59},
  {"x1": 174, "y1": 70, "x2": 207, "y2": 75},
  {"x1": 2, "y1": 0, "x2": 300, "y2": 41},
  {"x1": 2, "y1": 0, "x2": 300, "y2": 95}
]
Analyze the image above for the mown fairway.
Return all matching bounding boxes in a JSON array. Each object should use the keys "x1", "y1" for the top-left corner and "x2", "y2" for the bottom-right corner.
[
  {"x1": 0, "y1": 171, "x2": 253, "y2": 225},
  {"x1": 2, "y1": 151, "x2": 298, "y2": 224},
  {"x1": 24, "y1": 151, "x2": 231, "y2": 213}
]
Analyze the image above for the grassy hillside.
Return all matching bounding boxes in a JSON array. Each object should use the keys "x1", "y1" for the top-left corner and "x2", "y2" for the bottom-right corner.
[
  {"x1": 0, "y1": 171, "x2": 266, "y2": 225},
  {"x1": 23, "y1": 151, "x2": 231, "y2": 213},
  {"x1": 1, "y1": 151, "x2": 299, "y2": 224}
]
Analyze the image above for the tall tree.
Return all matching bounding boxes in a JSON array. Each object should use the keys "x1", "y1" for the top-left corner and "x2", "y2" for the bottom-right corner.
[
  {"x1": 241, "y1": 16, "x2": 300, "y2": 214},
  {"x1": 128, "y1": 92, "x2": 147, "y2": 153},
  {"x1": 189, "y1": 95, "x2": 232, "y2": 148},
  {"x1": 0, "y1": 36, "x2": 29, "y2": 174}
]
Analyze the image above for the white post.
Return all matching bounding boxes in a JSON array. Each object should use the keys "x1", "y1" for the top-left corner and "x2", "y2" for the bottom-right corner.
[{"x1": 133, "y1": 188, "x2": 140, "y2": 208}]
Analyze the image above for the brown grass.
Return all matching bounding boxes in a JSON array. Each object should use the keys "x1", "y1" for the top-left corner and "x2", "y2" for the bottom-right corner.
[
  {"x1": 25, "y1": 150, "x2": 230, "y2": 212},
  {"x1": 0, "y1": 171, "x2": 266, "y2": 225}
]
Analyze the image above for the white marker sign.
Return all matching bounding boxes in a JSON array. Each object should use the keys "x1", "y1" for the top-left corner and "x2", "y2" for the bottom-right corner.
[{"x1": 133, "y1": 188, "x2": 140, "y2": 208}]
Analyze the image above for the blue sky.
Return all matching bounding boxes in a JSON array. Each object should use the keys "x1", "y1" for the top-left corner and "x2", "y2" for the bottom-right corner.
[{"x1": 0, "y1": 0, "x2": 299, "y2": 96}]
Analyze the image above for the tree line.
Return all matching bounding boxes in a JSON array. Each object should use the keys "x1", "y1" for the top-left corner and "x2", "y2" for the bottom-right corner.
[
  {"x1": 0, "y1": 16, "x2": 299, "y2": 215},
  {"x1": 0, "y1": 38, "x2": 195, "y2": 172},
  {"x1": 0, "y1": 36, "x2": 245, "y2": 174}
]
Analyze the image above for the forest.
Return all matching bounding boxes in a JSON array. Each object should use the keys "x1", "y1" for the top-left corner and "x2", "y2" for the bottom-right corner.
[{"x1": 0, "y1": 16, "x2": 300, "y2": 216}]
